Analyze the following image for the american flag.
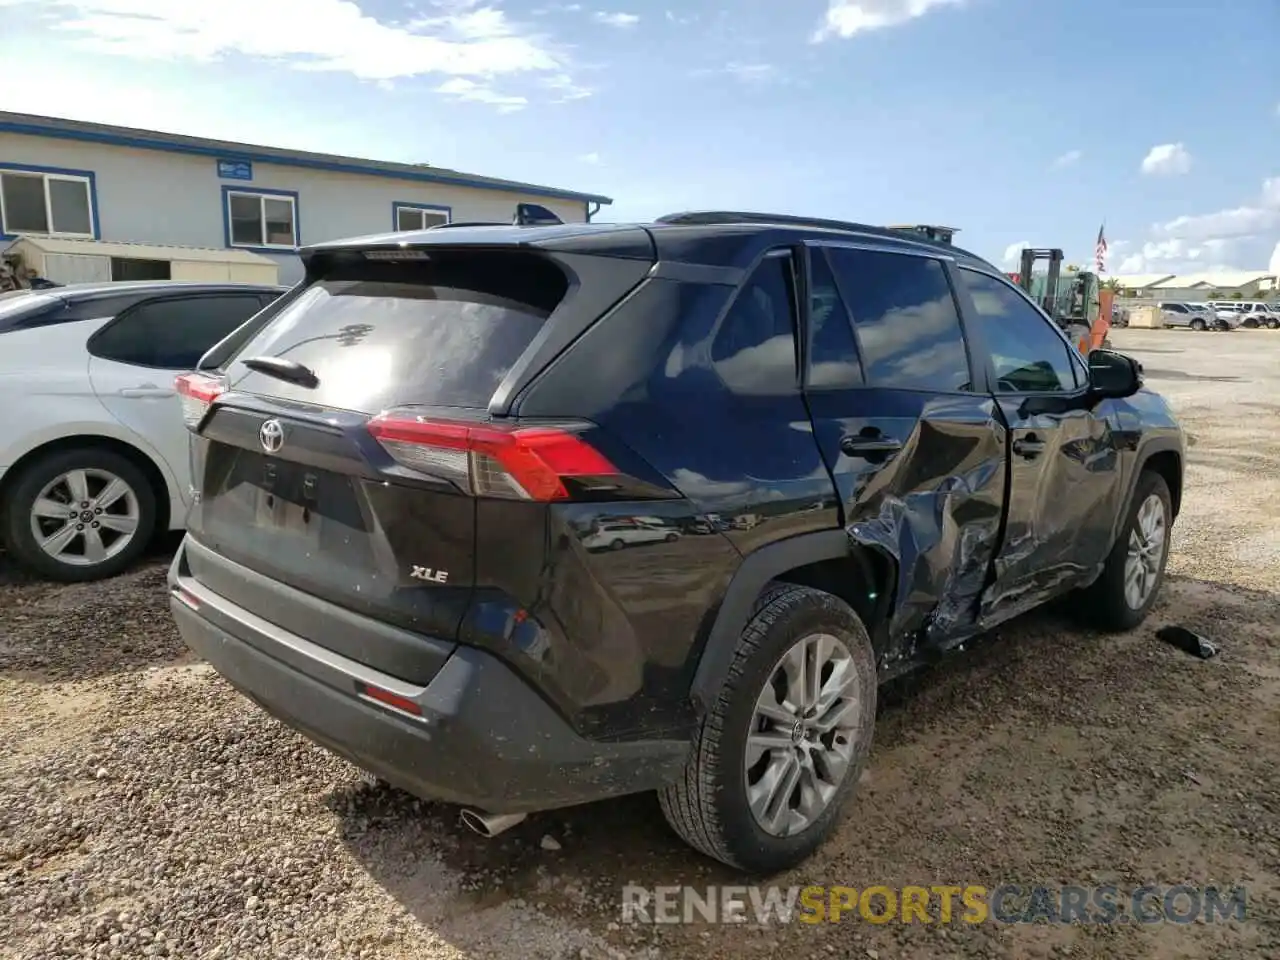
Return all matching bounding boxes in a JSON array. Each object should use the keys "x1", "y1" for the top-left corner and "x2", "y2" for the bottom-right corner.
[{"x1": 1095, "y1": 223, "x2": 1108, "y2": 273}]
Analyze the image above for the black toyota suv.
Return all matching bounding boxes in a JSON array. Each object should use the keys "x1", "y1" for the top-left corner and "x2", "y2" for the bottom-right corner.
[{"x1": 168, "y1": 211, "x2": 1184, "y2": 873}]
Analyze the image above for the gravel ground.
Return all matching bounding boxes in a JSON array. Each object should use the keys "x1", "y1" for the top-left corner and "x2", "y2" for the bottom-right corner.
[{"x1": 2, "y1": 328, "x2": 1278, "y2": 960}]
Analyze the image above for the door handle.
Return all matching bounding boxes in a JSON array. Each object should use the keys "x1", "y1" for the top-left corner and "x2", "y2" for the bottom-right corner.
[
  {"x1": 120, "y1": 386, "x2": 176, "y2": 398},
  {"x1": 1012, "y1": 435, "x2": 1047, "y2": 458},
  {"x1": 840, "y1": 434, "x2": 903, "y2": 456}
]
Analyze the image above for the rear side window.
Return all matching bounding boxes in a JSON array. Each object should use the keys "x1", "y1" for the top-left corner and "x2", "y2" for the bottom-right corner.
[
  {"x1": 826, "y1": 248, "x2": 971, "y2": 392},
  {"x1": 711, "y1": 252, "x2": 798, "y2": 395},
  {"x1": 226, "y1": 251, "x2": 567, "y2": 411},
  {"x1": 90, "y1": 295, "x2": 268, "y2": 369}
]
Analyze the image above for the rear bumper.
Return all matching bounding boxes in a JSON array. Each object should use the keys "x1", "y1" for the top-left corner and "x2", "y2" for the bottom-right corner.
[{"x1": 167, "y1": 540, "x2": 688, "y2": 814}]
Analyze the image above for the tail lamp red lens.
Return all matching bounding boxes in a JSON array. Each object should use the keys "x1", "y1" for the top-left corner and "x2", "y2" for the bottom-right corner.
[
  {"x1": 174, "y1": 372, "x2": 226, "y2": 429},
  {"x1": 365, "y1": 413, "x2": 618, "y2": 501}
]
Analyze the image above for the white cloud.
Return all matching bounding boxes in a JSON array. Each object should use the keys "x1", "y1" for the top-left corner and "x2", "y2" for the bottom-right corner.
[
  {"x1": 593, "y1": 10, "x2": 638, "y2": 27},
  {"x1": 665, "y1": 9, "x2": 697, "y2": 24},
  {"x1": 3, "y1": 0, "x2": 573, "y2": 98},
  {"x1": 1152, "y1": 177, "x2": 1280, "y2": 242},
  {"x1": 1050, "y1": 149, "x2": 1082, "y2": 170},
  {"x1": 1002, "y1": 241, "x2": 1031, "y2": 265},
  {"x1": 434, "y1": 77, "x2": 528, "y2": 112},
  {"x1": 1140, "y1": 142, "x2": 1192, "y2": 176},
  {"x1": 541, "y1": 72, "x2": 593, "y2": 102},
  {"x1": 812, "y1": 0, "x2": 964, "y2": 41},
  {"x1": 693, "y1": 62, "x2": 782, "y2": 84},
  {"x1": 1270, "y1": 242, "x2": 1280, "y2": 277},
  {"x1": 578, "y1": 151, "x2": 600, "y2": 164}
]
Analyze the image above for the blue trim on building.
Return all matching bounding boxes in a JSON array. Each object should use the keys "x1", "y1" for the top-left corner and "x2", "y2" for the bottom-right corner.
[
  {"x1": 0, "y1": 160, "x2": 101, "y2": 241},
  {"x1": 392, "y1": 201, "x2": 452, "y2": 230},
  {"x1": 0, "y1": 119, "x2": 612, "y2": 205},
  {"x1": 221, "y1": 185, "x2": 301, "y2": 253}
]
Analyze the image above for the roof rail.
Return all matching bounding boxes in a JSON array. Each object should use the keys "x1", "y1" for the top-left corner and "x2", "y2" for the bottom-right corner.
[
  {"x1": 426, "y1": 220, "x2": 506, "y2": 229},
  {"x1": 655, "y1": 210, "x2": 893, "y2": 234}
]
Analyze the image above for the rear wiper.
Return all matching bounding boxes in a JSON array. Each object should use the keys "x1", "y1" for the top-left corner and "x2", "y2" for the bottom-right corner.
[{"x1": 241, "y1": 356, "x2": 320, "y2": 389}]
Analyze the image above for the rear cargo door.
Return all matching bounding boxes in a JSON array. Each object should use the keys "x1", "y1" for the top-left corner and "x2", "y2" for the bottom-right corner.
[{"x1": 185, "y1": 249, "x2": 572, "y2": 650}]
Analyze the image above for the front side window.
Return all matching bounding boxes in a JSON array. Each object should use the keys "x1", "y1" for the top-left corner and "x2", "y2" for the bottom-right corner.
[
  {"x1": 826, "y1": 247, "x2": 971, "y2": 392},
  {"x1": 227, "y1": 190, "x2": 297, "y2": 248},
  {"x1": 394, "y1": 204, "x2": 450, "y2": 231},
  {"x1": 711, "y1": 252, "x2": 799, "y2": 395},
  {"x1": 959, "y1": 269, "x2": 1078, "y2": 393},
  {"x1": 90, "y1": 295, "x2": 268, "y2": 369},
  {"x1": 0, "y1": 167, "x2": 94, "y2": 237}
]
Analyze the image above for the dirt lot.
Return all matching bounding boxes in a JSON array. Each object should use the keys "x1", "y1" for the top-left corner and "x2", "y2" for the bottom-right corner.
[{"x1": 2, "y1": 328, "x2": 1278, "y2": 960}]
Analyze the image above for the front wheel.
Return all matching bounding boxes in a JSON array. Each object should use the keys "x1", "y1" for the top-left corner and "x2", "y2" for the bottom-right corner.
[
  {"x1": 659, "y1": 584, "x2": 877, "y2": 872},
  {"x1": 2, "y1": 447, "x2": 157, "y2": 582},
  {"x1": 1190, "y1": 318, "x2": 1206, "y2": 331},
  {"x1": 1267, "y1": 318, "x2": 1280, "y2": 330},
  {"x1": 1077, "y1": 471, "x2": 1172, "y2": 632}
]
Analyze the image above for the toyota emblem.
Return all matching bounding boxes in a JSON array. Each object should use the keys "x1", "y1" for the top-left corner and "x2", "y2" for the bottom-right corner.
[{"x1": 259, "y1": 419, "x2": 284, "y2": 453}]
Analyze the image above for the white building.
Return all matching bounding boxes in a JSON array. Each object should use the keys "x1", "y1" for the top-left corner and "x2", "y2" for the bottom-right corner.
[{"x1": 0, "y1": 111, "x2": 612, "y2": 286}]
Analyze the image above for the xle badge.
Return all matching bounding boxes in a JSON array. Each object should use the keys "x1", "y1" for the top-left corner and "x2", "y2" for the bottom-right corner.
[{"x1": 410, "y1": 566, "x2": 449, "y2": 584}]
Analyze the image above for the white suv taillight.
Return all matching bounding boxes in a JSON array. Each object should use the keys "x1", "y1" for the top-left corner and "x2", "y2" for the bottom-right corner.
[
  {"x1": 366, "y1": 412, "x2": 619, "y2": 501},
  {"x1": 174, "y1": 372, "x2": 226, "y2": 429}
]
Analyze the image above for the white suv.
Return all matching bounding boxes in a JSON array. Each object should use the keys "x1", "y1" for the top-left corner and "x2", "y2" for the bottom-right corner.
[
  {"x1": 1233, "y1": 301, "x2": 1280, "y2": 329},
  {"x1": 0, "y1": 281, "x2": 284, "y2": 581}
]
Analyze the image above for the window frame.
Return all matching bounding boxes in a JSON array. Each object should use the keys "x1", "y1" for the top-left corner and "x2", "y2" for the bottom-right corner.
[
  {"x1": 392, "y1": 202, "x2": 452, "y2": 232},
  {"x1": 0, "y1": 163, "x2": 99, "y2": 240},
  {"x1": 806, "y1": 239, "x2": 985, "y2": 396},
  {"x1": 87, "y1": 291, "x2": 275, "y2": 371},
  {"x1": 222, "y1": 186, "x2": 300, "y2": 251},
  {"x1": 953, "y1": 265, "x2": 1088, "y2": 397}
]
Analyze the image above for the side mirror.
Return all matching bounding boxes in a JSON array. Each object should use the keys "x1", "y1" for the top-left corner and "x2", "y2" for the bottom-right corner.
[{"x1": 1087, "y1": 349, "x2": 1142, "y2": 400}]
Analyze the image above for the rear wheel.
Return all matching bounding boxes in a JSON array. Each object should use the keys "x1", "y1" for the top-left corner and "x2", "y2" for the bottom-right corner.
[
  {"x1": 659, "y1": 583, "x2": 876, "y2": 872},
  {"x1": 1078, "y1": 471, "x2": 1172, "y2": 631},
  {"x1": 2, "y1": 448, "x2": 157, "y2": 582}
]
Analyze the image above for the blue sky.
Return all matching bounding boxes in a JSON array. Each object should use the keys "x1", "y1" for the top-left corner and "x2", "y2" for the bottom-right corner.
[{"x1": 2, "y1": 0, "x2": 1278, "y2": 276}]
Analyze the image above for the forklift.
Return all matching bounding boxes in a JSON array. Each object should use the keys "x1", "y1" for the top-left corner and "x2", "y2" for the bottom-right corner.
[{"x1": 1013, "y1": 247, "x2": 1112, "y2": 354}]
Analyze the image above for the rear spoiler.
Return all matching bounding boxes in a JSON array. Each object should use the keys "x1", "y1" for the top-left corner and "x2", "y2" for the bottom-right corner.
[{"x1": 429, "y1": 203, "x2": 564, "y2": 230}]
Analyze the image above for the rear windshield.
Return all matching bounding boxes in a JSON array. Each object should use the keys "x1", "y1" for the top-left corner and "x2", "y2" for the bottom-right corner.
[{"x1": 225, "y1": 252, "x2": 567, "y2": 412}]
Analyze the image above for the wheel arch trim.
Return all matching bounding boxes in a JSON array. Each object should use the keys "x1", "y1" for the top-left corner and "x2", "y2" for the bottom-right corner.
[{"x1": 690, "y1": 530, "x2": 886, "y2": 713}]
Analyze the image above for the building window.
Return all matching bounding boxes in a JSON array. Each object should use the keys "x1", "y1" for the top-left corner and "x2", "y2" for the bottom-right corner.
[
  {"x1": 0, "y1": 165, "x2": 96, "y2": 238},
  {"x1": 225, "y1": 189, "x2": 298, "y2": 249},
  {"x1": 394, "y1": 203, "x2": 451, "y2": 232}
]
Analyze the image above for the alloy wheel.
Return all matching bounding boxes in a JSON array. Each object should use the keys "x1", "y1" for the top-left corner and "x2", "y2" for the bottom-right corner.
[
  {"x1": 28, "y1": 468, "x2": 141, "y2": 567},
  {"x1": 744, "y1": 632, "x2": 863, "y2": 836},
  {"x1": 1123, "y1": 493, "x2": 1167, "y2": 610}
]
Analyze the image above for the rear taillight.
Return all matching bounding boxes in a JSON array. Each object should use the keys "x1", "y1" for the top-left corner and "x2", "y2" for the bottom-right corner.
[
  {"x1": 366, "y1": 413, "x2": 618, "y2": 501},
  {"x1": 174, "y1": 373, "x2": 226, "y2": 429}
]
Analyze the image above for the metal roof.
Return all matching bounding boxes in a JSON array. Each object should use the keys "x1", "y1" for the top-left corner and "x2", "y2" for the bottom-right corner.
[
  {"x1": 5, "y1": 235, "x2": 277, "y2": 265},
  {"x1": 1150, "y1": 272, "x2": 1277, "y2": 290},
  {"x1": 1110, "y1": 273, "x2": 1176, "y2": 288},
  {"x1": 0, "y1": 111, "x2": 613, "y2": 207}
]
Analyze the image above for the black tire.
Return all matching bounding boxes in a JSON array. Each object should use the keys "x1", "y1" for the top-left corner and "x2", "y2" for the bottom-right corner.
[
  {"x1": 1190, "y1": 319, "x2": 1206, "y2": 331},
  {"x1": 610, "y1": 538, "x2": 625, "y2": 551},
  {"x1": 1077, "y1": 471, "x2": 1172, "y2": 632},
  {"x1": 1267, "y1": 318, "x2": 1280, "y2": 330},
  {"x1": 2, "y1": 447, "x2": 158, "y2": 583},
  {"x1": 665, "y1": 532, "x2": 679, "y2": 543},
  {"x1": 659, "y1": 583, "x2": 877, "y2": 873}
]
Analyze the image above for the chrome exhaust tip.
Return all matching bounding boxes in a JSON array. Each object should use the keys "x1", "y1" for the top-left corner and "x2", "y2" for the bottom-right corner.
[{"x1": 459, "y1": 809, "x2": 527, "y2": 838}]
